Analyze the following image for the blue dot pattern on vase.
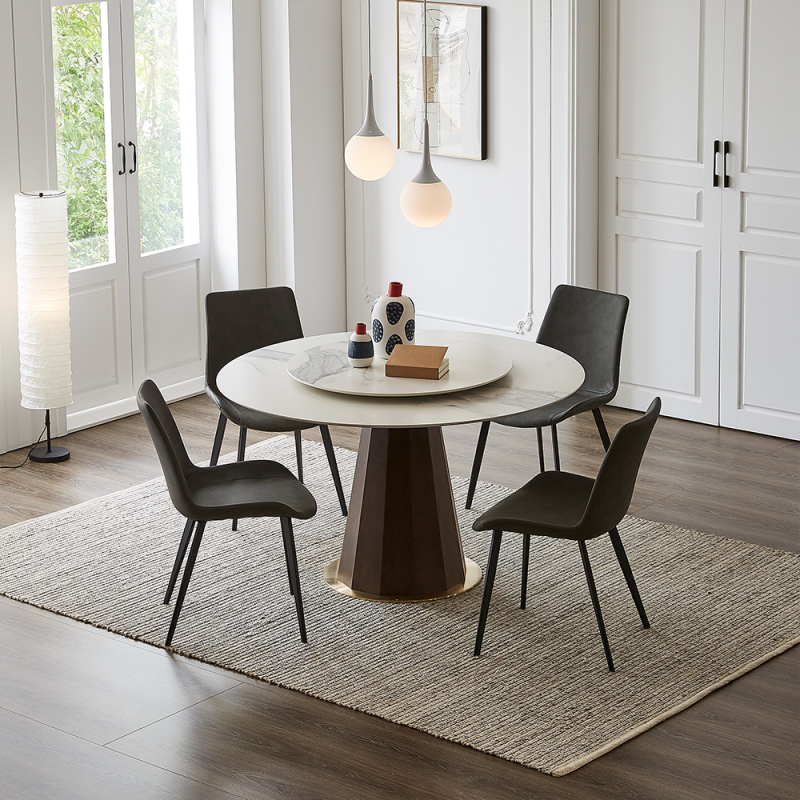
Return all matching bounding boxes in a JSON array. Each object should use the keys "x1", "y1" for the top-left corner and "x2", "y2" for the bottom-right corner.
[
  {"x1": 386, "y1": 302, "x2": 404, "y2": 325},
  {"x1": 385, "y1": 334, "x2": 403, "y2": 355},
  {"x1": 405, "y1": 319, "x2": 415, "y2": 341},
  {"x1": 372, "y1": 319, "x2": 384, "y2": 343}
]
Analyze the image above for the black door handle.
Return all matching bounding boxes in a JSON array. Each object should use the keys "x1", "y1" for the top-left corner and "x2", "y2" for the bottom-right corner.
[
  {"x1": 713, "y1": 140, "x2": 720, "y2": 187},
  {"x1": 723, "y1": 140, "x2": 730, "y2": 188},
  {"x1": 118, "y1": 142, "x2": 126, "y2": 175},
  {"x1": 128, "y1": 141, "x2": 137, "y2": 174}
]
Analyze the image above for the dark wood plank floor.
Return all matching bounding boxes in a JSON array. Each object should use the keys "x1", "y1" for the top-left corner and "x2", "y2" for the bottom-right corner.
[{"x1": 1, "y1": 396, "x2": 798, "y2": 800}]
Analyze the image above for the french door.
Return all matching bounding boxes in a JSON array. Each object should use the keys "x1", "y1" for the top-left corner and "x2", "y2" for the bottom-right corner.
[
  {"x1": 50, "y1": 0, "x2": 208, "y2": 424},
  {"x1": 599, "y1": 0, "x2": 800, "y2": 440}
]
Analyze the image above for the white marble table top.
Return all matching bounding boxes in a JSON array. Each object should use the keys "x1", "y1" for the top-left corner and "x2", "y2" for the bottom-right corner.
[
  {"x1": 286, "y1": 338, "x2": 514, "y2": 397},
  {"x1": 216, "y1": 330, "x2": 585, "y2": 429}
]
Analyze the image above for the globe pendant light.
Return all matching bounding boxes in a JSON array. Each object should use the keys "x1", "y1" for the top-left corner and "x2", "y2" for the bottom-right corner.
[
  {"x1": 345, "y1": 0, "x2": 395, "y2": 181},
  {"x1": 401, "y1": 0, "x2": 451, "y2": 227}
]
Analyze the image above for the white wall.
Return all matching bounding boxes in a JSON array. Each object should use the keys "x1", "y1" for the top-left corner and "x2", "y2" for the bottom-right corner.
[
  {"x1": 341, "y1": 0, "x2": 598, "y2": 338},
  {"x1": 207, "y1": 0, "x2": 267, "y2": 292},
  {"x1": 262, "y1": 0, "x2": 347, "y2": 336}
]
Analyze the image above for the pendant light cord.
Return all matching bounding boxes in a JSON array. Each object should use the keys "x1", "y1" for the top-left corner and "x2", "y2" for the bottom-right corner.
[
  {"x1": 423, "y1": 0, "x2": 428, "y2": 123},
  {"x1": 367, "y1": 0, "x2": 372, "y2": 75}
]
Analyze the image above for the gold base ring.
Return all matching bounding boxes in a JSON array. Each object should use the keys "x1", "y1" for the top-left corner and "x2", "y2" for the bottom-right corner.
[{"x1": 322, "y1": 558, "x2": 482, "y2": 603}]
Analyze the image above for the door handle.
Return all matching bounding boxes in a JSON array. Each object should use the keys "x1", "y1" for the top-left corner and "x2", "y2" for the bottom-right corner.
[
  {"x1": 128, "y1": 141, "x2": 137, "y2": 174},
  {"x1": 118, "y1": 142, "x2": 126, "y2": 175},
  {"x1": 713, "y1": 140, "x2": 720, "y2": 187},
  {"x1": 723, "y1": 140, "x2": 730, "y2": 188}
]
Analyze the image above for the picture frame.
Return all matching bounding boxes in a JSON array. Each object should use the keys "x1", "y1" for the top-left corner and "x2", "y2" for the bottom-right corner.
[{"x1": 397, "y1": 1, "x2": 487, "y2": 161}]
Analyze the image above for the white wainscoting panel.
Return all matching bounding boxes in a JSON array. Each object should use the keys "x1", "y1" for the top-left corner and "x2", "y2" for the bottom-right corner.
[
  {"x1": 70, "y1": 283, "x2": 119, "y2": 397},
  {"x1": 742, "y1": 193, "x2": 800, "y2": 238},
  {"x1": 618, "y1": 178, "x2": 702, "y2": 225},
  {"x1": 617, "y1": 0, "x2": 703, "y2": 164},
  {"x1": 739, "y1": 254, "x2": 800, "y2": 416},
  {"x1": 141, "y1": 260, "x2": 201, "y2": 375},
  {"x1": 742, "y1": 0, "x2": 800, "y2": 176},
  {"x1": 617, "y1": 236, "x2": 700, "y2": 398}
]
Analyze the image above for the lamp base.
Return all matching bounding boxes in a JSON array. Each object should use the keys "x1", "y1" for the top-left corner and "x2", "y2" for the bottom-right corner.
[{"x1": 30, "y1": 445, "x2": 70, "y2": 463}]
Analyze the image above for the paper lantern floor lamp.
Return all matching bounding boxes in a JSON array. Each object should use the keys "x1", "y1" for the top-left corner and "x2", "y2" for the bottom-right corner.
[{"x1": 15, "y1": 191, "x2": 72, "y2": 463}]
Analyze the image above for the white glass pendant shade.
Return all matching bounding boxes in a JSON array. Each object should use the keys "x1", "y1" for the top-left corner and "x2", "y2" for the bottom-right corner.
[
  {"x1": 14, "y1": 192, "x2": 72, "y2": 410},
  {"x1": 400, "y1": 121, "x2": 451, "y2": 227},
  {"x1": 345, "y1": 75, "x2": 395, "y2": 181}
]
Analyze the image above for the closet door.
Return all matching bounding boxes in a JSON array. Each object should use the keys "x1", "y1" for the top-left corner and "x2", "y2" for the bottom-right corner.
[
  {"x1": 719, "y1": 0, "x2": 800, "y2": 439},
  {"x1": 599, "y1": 0, "x2": 726, "y2": 424}
]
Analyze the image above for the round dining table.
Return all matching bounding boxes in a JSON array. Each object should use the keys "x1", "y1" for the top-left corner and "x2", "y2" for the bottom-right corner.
[{"x1": 217, "y1": 329, "x2": 584, "y2": 603}]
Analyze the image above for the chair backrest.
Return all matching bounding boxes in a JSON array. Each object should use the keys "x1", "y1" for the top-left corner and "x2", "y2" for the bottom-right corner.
[
  {"x1": 137, "y1": 379, "x2": 197, "y2": 519},
  {"x1": 580, "y1": 397, "x2": 661, "y2": 536},
  {"x1": 206, "y1": 286, "x2": 304, "y2": 395},
  {"x1": 536, "y1": 285, "x2": 629, "y2": 400}
]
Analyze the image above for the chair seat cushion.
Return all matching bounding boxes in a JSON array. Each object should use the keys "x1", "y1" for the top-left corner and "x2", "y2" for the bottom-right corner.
[
  {"x1": 206, "y1": 386, "x2": 316, "y2": 433},
  {"x1": 187, "y1": 459, "x2": 317, "y2": 521},
  {"x1": 494, "y1": 389, "x2": 610, "y2": 429},
  {"x1": 472, "y1": 471, "x2": 596, "y2": 540}
]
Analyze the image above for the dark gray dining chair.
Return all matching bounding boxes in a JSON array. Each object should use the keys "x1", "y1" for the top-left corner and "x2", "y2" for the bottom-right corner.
[
  {"x1": 465, "y1": 285, "x2": 629, "y2": 509},
  {"x1": 472, "y1": 397, "x2": 660, "y2": 672},
  {"x1": 205, "y1": 287, "x2": 348, "y2": 525},
  {"x1": 138, "y1": 380, "x2": 317, "y2": 647}
]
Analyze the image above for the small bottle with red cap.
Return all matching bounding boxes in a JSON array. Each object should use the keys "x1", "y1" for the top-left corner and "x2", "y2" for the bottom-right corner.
[
  {"x1": 348, "y1": 322, "x2": 374, "y2": 367},
  {"x1": 370, "y1": 281, "x2": 416, "y2": 359}
]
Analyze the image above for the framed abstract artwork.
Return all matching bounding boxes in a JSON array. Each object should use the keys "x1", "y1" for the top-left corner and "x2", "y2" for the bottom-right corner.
[{"x1": 397, "y1": 1, "x2": 487, "y2": 160}]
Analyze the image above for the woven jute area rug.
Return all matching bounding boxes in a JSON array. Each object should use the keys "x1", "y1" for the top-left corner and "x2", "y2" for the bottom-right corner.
[{"x1": 1, "y1": 435, "x2": 798, "y2": 776}]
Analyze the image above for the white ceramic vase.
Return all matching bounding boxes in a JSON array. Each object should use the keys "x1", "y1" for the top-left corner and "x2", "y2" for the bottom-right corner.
[{"x1": 371, "y1": 282, "x2": 415, "y2": 359}]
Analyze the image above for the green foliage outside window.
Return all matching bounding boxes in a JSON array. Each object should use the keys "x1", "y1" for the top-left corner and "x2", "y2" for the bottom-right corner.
[
  {"x1": 53, "y1": 0, "x2": 185, "y2": 269},
  {"x1": 53, "y1": 4, "x2": 108, "y2": 269},
  {"x1": 134, "y1": 0, "x2": 184, "y2": 254}
]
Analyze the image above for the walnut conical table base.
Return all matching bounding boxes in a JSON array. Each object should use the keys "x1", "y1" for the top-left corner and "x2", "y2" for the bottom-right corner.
[{"x1": 324, "y1": 426, "x2": 482, "y2": 602}]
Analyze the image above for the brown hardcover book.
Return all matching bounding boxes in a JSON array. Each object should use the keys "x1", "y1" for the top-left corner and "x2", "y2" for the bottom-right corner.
[{"x1": 385, "y1": 344, "x2": 450, "y2": 380}]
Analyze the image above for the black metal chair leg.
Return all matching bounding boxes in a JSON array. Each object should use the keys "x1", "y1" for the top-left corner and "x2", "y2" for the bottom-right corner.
[
  {"x1": 320, "y1": 425, "x2": 347, "y2": 516},
  {"x1": 609, "y1": 527, "x2": 650, "y2": 628},
  {"x1": 164, "y1": 518, "x2": 195, "y2": 604},
  {"x1": 209, "y1": 412, "x2": 227, "y2": 466},
  {"x1": 294, "y1": 430, "x2": 304, "y2": 483},
  {"x1": 232, "y1": 428, "x2": 247, "y2": 531},
  {"x1": 592, "y1": 407, "x2": 611, "y2": 451},
  {"x1": 520, "y1": 533, "x2": 531, "y2": 610},
  {"x1": 466, "y1": 421, "x2": 491, "y2": 510},
  {"x1": 474, "y1": 530, "x2": 503, "y2": 656},
  {"x1": 236, "y1": 426, "x2": 247, "y2": 462},
  {"x1": 551, "y1": 425, "x2": 561, "y2": 471},
  {"x1": 578, "y1": 540, "x2": 615, "y2": 672},
  {"x1": 280, "y1": 525, "x2": 295, "y2": 596},
  {"x1": 166, "y1": 520, "x2": 206, "y2": 648},
  {"x1": 536, "y1": 427, "x2": 546, "y2": 472},
  {"x1": 280, "y1": 517, "x2": 307, "y2": 643}
]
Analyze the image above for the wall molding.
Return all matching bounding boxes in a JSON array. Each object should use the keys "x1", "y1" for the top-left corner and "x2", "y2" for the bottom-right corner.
[{"x1": 416, "y1": 311, "x2": 517, "y2": 334}]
